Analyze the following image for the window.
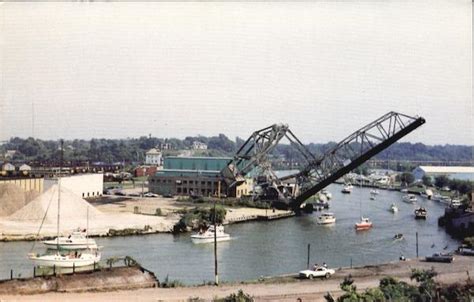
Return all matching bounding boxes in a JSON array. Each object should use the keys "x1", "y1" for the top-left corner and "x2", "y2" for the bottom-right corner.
[
  {"x1": 177, "y1": 188, "x2": 182, "y2": 193},
  {"x1": 82, "y1": 193, "x2": 85, "y2": 197},
  {"x1": 87, "y1": 192, "x2": 90, "y2": 197},
  {"x1": 189, "y1": 180, "x2": 194, "y2": 185},
  {"x1": 183, "y1": 188, "x2": 187, "y2": 193},
  {"x1": 201, "y1": 181, "x2": 205, "y2": 185}
]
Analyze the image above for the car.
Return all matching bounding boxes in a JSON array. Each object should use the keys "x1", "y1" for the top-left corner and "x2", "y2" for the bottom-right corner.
[
  {"x1": 425, "y1": 253, "x2": 454, "y2": 263},
  {"x1": 163, "y1": 193, "x2": 174, "y2": 198},
  {"x1": 114, "y1": 191, "x2": 126, "y2": 196},
  {"x1": 144, "y1": 192, "x2": 159, "y2": 198},
  {"x1": 128, "y1": 193, "x2": 141, "y2": 197},
  {"x1": 299, "y1": 266, "x2": 335, "y2": 279}
]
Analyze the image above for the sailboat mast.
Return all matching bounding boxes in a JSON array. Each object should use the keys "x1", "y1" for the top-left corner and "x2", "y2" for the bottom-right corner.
[{"x1": 57, "y1": 139, "x2": 64, "y2": 251}]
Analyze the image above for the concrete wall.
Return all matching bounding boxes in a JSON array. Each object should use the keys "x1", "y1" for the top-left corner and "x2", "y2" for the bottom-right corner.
[
  {"x1": 44, "y1": 174, "x2": 103, "y2": 198},
  {"x1": 0, "y1": 178, "x2": 44, "y2": 193}
]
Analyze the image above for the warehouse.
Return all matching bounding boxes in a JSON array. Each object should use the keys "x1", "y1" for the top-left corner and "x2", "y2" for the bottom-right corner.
[{"x1": 412, "y1": 166, "x2": 474, "y2": 181}]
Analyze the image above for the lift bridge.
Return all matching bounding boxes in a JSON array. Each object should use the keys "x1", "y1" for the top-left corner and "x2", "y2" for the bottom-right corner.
[{"x1": 221, "y1": 111, "x2": 425, "y2": 211}]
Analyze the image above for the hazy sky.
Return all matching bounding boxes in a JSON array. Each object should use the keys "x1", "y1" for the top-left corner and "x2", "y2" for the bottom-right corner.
[{"x1": 1, "y1": 2, "x2": 472, "y2": 145}]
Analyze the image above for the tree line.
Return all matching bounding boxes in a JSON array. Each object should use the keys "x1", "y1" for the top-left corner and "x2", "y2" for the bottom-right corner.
[{"x1": 0, "y1": 136, "x2": 472, "y2": 166}]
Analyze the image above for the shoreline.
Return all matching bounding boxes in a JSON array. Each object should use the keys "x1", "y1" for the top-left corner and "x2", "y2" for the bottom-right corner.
[{"x1": 2, "y1": 255, "x2": 473, "y2": 301}]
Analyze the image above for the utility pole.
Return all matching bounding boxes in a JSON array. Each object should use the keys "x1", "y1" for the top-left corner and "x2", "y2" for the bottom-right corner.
[
  {"x1": 214, "y1": 199, "x2": 218, "y2": 286},
  {"x1": 416, "y1": 232, "x2": 419, "y2": 258},
  {"x1": 307, "y1": 244, "x2": 311, "y2": 269}
]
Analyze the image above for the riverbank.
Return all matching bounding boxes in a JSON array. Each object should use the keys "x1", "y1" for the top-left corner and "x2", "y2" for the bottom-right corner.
[{"x1": 3, "y1": 255, "x2": 473, "y2": 301}]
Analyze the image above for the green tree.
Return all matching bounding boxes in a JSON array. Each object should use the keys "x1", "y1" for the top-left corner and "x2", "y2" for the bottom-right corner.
[
  {"x1": 399, "y1": 172, "x2": 415, "y2": 185},
  {"x1": 435, "y1": 175, "x2": 450, "y2": 189},
  {"x1": 421, "y1": 175, "x2": 432, "y2": 187}
]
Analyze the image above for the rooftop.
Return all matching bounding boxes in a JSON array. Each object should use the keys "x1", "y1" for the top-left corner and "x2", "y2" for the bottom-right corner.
[{"x1": 416, "y1": 166, "x2": 474, "y2": 174}]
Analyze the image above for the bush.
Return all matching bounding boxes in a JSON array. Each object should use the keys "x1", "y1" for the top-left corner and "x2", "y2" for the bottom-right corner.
[{"x1": 214, "y1": 290, "x2": 253, "y2": 302}]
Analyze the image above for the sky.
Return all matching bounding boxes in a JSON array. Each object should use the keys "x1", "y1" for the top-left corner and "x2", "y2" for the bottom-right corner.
[{"x1": 0, "y1": 2, "x2": 472, "y2": 146}]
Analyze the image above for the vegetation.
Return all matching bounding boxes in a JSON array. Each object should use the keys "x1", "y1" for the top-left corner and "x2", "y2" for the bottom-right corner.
[
  {"x1": 325, "y1": 269, "x2": 474, "y2": 302},
  {"x1": 160, "y1": 275, "x2": 184, "y2": 288},
  {"x1": 396, "y1": 172, "x2": 415, "y2": 185},
  {"x1": 1, "y1": 137, "x2": 472, "y2": 167},
  {"x1": 434, "y1": 176, "x2": 473, "y2": 195},
  {"x1": 173, "y1": 206, "x2": 227, "y2": 233},
  {"x1": 213, "y1": 290, "x2": 254, "y2": 302}
]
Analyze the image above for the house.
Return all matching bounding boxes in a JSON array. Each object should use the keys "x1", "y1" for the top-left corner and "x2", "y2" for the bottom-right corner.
[
  {"x1": 145, "y1": 148, "x2": 162, "y2": 165},
  {"x1": 4, "y1": 150, "x2": 16, "y2": 159},
  {"x1": 192, "y1": 141, "x2": 208, "y2": 150}
]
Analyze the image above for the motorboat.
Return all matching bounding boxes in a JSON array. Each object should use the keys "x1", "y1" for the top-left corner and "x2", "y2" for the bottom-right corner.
[
  {"x1": 402, "y1": 194, "x2": 417, "y2": 203},
  {"x1": 29, "y1": 249, "x2": 100, "y2": 268},
  {"x1": 341, "y1": 184, "x2": 353, "y2": 194},
  {"x1": 191, "y1": 225, "x2": 230, "y2": 244},
  {"x1": 355, "y1": 217, "x2": 372, "y2": 230},
  {"x1": 370, "y1": 189, "x2": 379, "y2": 195},
  {"x1": 317, "y1": 213, "x2": 336, "y2": 225},
  {"x1": 393, "y1": 233, "x2": 404, "y2": 240},
  {"x1": 370, "y1": 195, "x2": 376, "y2": 200},
  {"x1": 321, "y1": 189, "x2": 332, "y2": 200},
  {"x1": 389, "y1": 203, "x2": 399, "y2": 213},
  {"x1": 450, "y1": 199, "x2": 462, "y2": 208},
  {"x1": 400, "y1": 188, "x2": 408, "y2": 193},
  {"x1": 431, "y1": 193, "x2": 443, "y2": 202},
  {"x1": 414, "y1": 207, "x2": 427, "y2": 219},
  {"x1": 43, "y1": 229, "x2": 98, "y2": 250}
]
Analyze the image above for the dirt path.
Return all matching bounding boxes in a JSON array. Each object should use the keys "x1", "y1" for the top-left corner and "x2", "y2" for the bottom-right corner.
[{"x1": 3, "y1": 256, "x2": 473, "y2": 302}]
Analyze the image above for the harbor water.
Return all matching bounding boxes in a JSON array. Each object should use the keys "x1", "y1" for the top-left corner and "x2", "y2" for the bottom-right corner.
[{"x1": 0, "y1": 184, "x2": 459, "y2": 284}]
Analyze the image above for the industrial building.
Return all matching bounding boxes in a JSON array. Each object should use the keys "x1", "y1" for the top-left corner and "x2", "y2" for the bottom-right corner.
[
  {"x1": 412, "y1": 166, "x2": 474, "y2": 181},
  {"x1": 148, "y1": 156, "x2": 252, "y2": 198},
  {"x1": 148, "y1": 157, "x2": 231, "y2": 196}
]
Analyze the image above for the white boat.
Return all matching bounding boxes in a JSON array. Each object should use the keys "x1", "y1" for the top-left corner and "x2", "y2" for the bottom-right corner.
[
  {"x1": 43, "y1": 229, "x2": 98, "y2": 250},
  {"x1": 389, "y1": 203, "x2": 399, "y2": 213},
  {"x1": 341, "y1": 184, "x2": 353, "y2": 194},
  {"x1": 450, "y1": 199, "x2": 462, "y2": 208},
  {"x1": 370, "y1": 189, "x2": 379, "y2": 195},
  {"x1": 402, "y1": 194, "x2": 417, "y2": 203},
  {"x1": 355, "y1": 217, "x2": 372, "y2": 230},
  {"x1": 28, "y1": 142, "x2": 101, "y2": 268},
  {"x1": 29, "y1": 250, "x2": 100, "y2": 267},
  {"x1": 317, "y1": 213, "x2": 336, "y2": 225},
  {"x1": 432, "y1": 193, "x2": 443, "y2": 202},
  {"x1": 191, "y1": 225, "x2": 230, "y2": 244}
]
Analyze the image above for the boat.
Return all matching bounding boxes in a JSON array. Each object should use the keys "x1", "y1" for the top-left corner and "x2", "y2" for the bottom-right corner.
[
  {"x1": 43, "y1": 229, "x2": 98, "y2": 250},
  {"x1": 450, "y1": 199, "x2": 462, "y2": 208},
  {"x1": 317, "y1": 213, "x2": 336, "y2": 225},
  {"x1": 393, "y1": 233, "x2": 404, "y2": 240},
  {"x1": 402, "y1": 194, "x2": 417, "y2": 203},
  {"x1": 191, "y1": 225, "x2": 230, "y2": 244},
  {"x1": 28, "y1": 141, "x2": 101, "y2": 268},
  {"x1": 341, "y1": 184, "x2": 353, "y2": 194},
  {"x1": 370, "y1": 189, "x2": 379, "y2": 195},
  {"x1": 321, "y1": 189, "x2": 332, "y2": 200},
  {"x1": 29, "y1": 250, "x2": 100, "y2": 267},
  {"x1": 400, "y1": 188, "x2": 408, "y2": 193},
  {"x1": 457, "y1": 246, "x2": 474, "y2": 256},
  {"x1": 414, "y1": 207, "x2": 427, "y2": 219},
  {"x1": 431, "y1": 193, "x2": 443, "y2": 202},
  {"x1": 425, "y1": 253, "x2": 454, "y2": 263},
  {"x1": 355, "y1": 217, "x2": 372, "y2": 230},
  {"x1": 389, "y1": 203, "x2": 398, "y2": 213},
  {"x1": 370, "y1": 195, "x2": 376, "y2": 200}
]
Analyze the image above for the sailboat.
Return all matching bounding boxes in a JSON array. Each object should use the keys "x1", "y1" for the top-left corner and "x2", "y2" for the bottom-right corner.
[
  {"x1": 355, "y1": 172, "x2": 372, "y2": 230},
  {"x1": 28, "y1": 141, "x2": 101, "y2": 267}
]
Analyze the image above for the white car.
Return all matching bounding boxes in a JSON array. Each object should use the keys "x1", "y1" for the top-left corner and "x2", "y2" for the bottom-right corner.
[
  {"x1": 299, "y1": 266, "x2": 335, "y2": 279},
  {"x1": 144, "y1": 192, "x2": 159, "y2": 197}
]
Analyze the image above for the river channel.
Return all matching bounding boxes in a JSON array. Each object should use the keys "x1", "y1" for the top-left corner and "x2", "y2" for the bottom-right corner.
[{"x1": 0, "y1": 184, "x2": 459, "y2": 284}]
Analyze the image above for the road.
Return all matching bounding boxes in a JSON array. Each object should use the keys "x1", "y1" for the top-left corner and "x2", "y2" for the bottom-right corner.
[{"x1": 3, "y1": 255, "x2": 473, "y2": 302}]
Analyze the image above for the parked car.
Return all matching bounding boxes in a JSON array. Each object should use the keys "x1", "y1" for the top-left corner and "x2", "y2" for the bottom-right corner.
[
  {"x1": 114, "y1": 191, "x2": 126, "y2": 196},
  {"x1": 425, "y1": 253, "x2": 454, "y2": 263},
  {"x1": 163, "y1": 193, "x2": 174, "y2": 198},
  {"x1": 144, "y1": 192, "x2": 159, "y2": 198},
  {"x1": 457, "y1": 246, "x2": 474, "y2": 256},
  {"x1": 299, "y1": 266, "x2": 335, "y2": 279},
  {"x1": 128, "y1": 193, "x2": 141, "y2": 197}
]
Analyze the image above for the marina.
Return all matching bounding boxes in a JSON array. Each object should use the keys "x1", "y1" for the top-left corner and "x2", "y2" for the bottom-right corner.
[{"x1": 0, "y1": 184, "x2": 459, "y2": 285}]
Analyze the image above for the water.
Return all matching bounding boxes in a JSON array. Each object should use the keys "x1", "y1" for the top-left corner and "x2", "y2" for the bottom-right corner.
[{"x1": 0, "y1": 184, "x2": 458, "y2": 284}]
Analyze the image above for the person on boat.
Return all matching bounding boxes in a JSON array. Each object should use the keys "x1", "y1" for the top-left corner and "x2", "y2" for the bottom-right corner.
[
  {"x1": 322, "y1": 262, "x2": 328, "y2": 268},
  {"x1": 313, "y1": 263, "x2": 319, "y2": 270},
  {"x1": 399, "y1": 254, "x2": 406, "y2": 261}
]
